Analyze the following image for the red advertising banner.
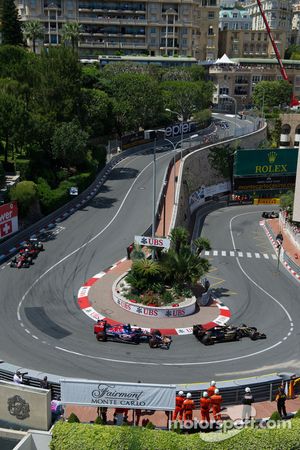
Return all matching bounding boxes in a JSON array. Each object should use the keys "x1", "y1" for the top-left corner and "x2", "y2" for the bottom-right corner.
[{"x1": 0, "y1": 201, "x2": 18, "y2": 240}]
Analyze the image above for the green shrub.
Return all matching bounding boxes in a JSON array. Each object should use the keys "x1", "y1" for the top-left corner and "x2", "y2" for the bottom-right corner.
[
  {"x1": 67, "y1": 413, "x2": 80, "y2": 423},
  {"x1": 145, "y1": 421, "x2": 155, "y2": 430},
  {"x1": 9, "y1": 180, "x2": 37, "y2": 217},
  {"x1": 50, "y1": 419, "x2": 300, "y2": 450},
  {"x1": 162, "y1": 290, "x2": 173, "y2": 305},
  {"x1": 269, "y1": 411, "x2": 282, "y2": 422}
]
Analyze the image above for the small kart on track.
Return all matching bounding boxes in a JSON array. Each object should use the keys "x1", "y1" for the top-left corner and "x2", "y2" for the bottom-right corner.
[
  {"x1": 193, "y1": 324, "x2": 266, "y2": 345},
  {"x1": 10, "y1": 254, "x2": 32, "y2": 268},
  {"x1": 148, "y1": 330, "x2": 172, "y2": 350},
  {"x1": 94, "y1": 321, "x2": 150, "y2": 344},
  {"x1": 262, "y1": 211, "x2": 279, "y2": 219}
]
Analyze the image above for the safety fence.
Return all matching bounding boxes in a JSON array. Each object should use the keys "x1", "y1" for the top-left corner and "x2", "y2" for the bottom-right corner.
[{"x1": 264, "y1": 220, "x2": 300, "y2": 278}]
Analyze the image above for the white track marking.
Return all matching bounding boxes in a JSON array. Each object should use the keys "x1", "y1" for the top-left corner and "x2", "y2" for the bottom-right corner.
[
  {"x1": 230, "y1": 251, "x2": 235, "y2": 256},
  {"x1": 222, "y1": 251, "x2": 226, "y2": 256},
  {"x1": 246, "y1": 252, "x2": 252, "y2": 258},
  {"x1": 255, "y1": 253, "x2": 260, "y2": 258},
  {"x1": 213, "y1": 250, "x2": 218, "y2": 256},
  {"x1": 263, "y1": 253, "x2": 269, "y2": 259},
  {"x1": 17, "y1": 152, "x2": 173, "y2": 322},
  {"x1": 238, "y1": 251, "x2": 243, "y2": 257}
]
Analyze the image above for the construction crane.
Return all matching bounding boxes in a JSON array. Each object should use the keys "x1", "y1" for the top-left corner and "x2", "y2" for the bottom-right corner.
[{"x1": 256, "y1": 0, "x2": 299, "y2": 106}]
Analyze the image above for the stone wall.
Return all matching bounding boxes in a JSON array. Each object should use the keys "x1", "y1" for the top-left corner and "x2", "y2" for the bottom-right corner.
[
  {"x1": 174, "y1": 125, "x2": 267, "y2": 229},
  {"x1": 0, "y1": 380, "x2": 51, "y2": 431}
]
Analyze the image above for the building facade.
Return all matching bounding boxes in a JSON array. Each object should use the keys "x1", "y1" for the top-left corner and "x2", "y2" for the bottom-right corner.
[
  {"x1": 17, "y1": 0, "x2": 220, "y2": 60},
  {"x1": 246, "y1": 0, "x2": 293, "y2": 35},
  {"x1": 219, "y1": 7, "x2": 251, "y2": 31},
  {"x1": 209, "y1": 58, "x2": 300, "y2": 110},
  {"x1": 218, "y1": 28, "x2": 287, "y2": 59}
]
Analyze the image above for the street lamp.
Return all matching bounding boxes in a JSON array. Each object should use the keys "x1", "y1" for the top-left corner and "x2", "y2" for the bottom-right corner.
[
  {"x1": 165, "y1": 108, "x2": 184, "y2": 160},
  {"x1": 164, "y1": 134, "x2": 198, "y2": 204},
  {"x1": 219, "y1": 94, "x2": 237, "y2": 137}
]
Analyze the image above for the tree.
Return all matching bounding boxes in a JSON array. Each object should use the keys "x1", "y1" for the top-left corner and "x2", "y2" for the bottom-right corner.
[
  {"x1": 109, "y1": 73, "x2": 163, "y2": 133},
  {"x1": 0, "y1": 90, "x2": 27, "y2": 163},
  {"x1": 51, "y1": 121, "x2": 89, "y2": 168},
  {"x1": 169, "y1": 227, "x2": 189, "y2": 254},
  {"x1": 22, "y1": 20, "x2": 44, "y2": 53},
  {"x1": 193, "y1": 237, "x2": 211, "y2": 256},
  {"x1": 162, "y1": 81, "x2": 213, "y2": 121},
  {"x1": 208, "y1": 143, "x2": 238, "y2": 179},
  {"x1": 0, "y1": 0, "x2": 24, "y2": 46},
  {"x1": 284, "y1": 44, "x2": 300, "y2": 60},
  {"x1": 61, "y1": 22, "x2": 82, "y2": 52},
  {"x1": 79, "y1": 88, "x2": 111, "y2": 137},
  {"x1": 0, "y1": 161, "x2": 5, "y2": 188},
  {"x1": 252, "y1": 80, "x2": 292, "y2": 109},
  {"x1": 280, "y1": 190, "x2": 294, "y2": 220},
  {"x1": 9, "y1": 180, "x2": 37, "y2": 217}
]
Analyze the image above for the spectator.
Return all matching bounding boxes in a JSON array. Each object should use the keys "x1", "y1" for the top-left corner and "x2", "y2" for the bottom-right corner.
[
  {"x1": 13, "y1": 371, "x2": 23, "y2": 384},
  {"x1": 40, "y1": 376, "x2": 49, "y2": 390},
  {"x1": 276, "y1": 388, "x2": 287, "y2": 418},
  {"x1": 242, "y1": 387, "x2": 254, "y2": 421}
]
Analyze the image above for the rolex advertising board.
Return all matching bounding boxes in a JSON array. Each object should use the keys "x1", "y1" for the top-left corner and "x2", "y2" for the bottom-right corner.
[
  {"x1": 234, "y1": 148, "x2": 298, "y2": 177},
  {"x1": 233, "y1": 148, "x2": 298, "y2": 194}
]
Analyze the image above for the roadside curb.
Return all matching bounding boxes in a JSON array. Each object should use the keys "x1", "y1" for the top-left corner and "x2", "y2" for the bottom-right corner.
[
  {"x1": 262, "y1": 221, "x2": 300, "y2": 282},
  {"x1": 77, "y1": 260, "x2": 231, "y2": 335}
]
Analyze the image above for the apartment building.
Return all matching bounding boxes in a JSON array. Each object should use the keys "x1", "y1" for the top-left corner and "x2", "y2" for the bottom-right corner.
[
  {"x1": 219, "y1": 7, "x2": 251, "y2": 30},
  {"x1": 209, "y1": 58, "x2": 300, "y2": 110},
  {"x1": 16, "y1": 0, "x2": 220, "y2": 60},
  {"x1": 246, "y1": 0, "x2": 293, "y2": 35},
  {"x1": 218, "y1": 28, "x2": 287, "y2": 59}
]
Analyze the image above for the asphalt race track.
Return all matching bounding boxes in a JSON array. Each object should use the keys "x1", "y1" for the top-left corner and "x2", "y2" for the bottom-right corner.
[{"x1": 1, "y1": 148, "x2": 299, "y2": 385}]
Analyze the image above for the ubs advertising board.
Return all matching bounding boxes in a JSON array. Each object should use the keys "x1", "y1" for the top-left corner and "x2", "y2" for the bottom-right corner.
[
  {"x1": 233, "y1": 148, "x2": 298, "y2": 194},
  {"x1": 0, "y1": 201, "x2": 18, "y2": 240}
]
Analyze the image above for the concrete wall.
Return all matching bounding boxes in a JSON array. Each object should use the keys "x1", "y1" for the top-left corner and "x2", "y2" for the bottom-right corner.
[
  {"x1": 280, "y1": 113, "x2": 300, "y2": 146},
  {"x1": 293, "y1": 148, "x2": 300, "y2": 222},
  {"x1": 0, "y1": 380, "x2": 51, "y2": 431},
  {"x1": 174, "y1": 125, "x2": 267, "y2": 229}
]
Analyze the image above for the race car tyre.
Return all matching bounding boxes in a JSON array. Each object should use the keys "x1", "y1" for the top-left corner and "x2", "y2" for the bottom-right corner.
[
  {"x1": 133, "y1": 336, "x2": 140, "y2": 345},
  {"x1": 235, "y1": 331, "x2": 242, "y2": 341},
  {"x1": 27, "y1": 257, "x2": 33, "y2": 265},
  {"x1": 38, "y1": 244, "x2": 43, "y2": 250},
  {"x1": 250, "y1": 332, "x2": 258, "y2": 341},
  {"x1": 96, "y1": 332, "x2": 107, "y2": 342},
  {"x1": 149, "y1": 339, "x2": 157, "y2": 348},
  {"x1": 201, "y1": 335, "x2": 214, "y2": 346},
  {"x1": 10, "y1": 262, "x2": 16, "y2": 268}
]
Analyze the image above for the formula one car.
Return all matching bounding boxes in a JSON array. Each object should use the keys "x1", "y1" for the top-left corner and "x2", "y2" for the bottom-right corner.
[
  {"x1": 94, "y1": 321, "x2": 150, "y2": 344},
  {"x1": 148, "y1": 330, "x2": 172, "y2": 349},
  {"x1": 10, "y1": 254, "x2": 31, "y2": 268},
  {"x1": 261, "y1": 211, "x2": 279, "y2": 219},
  {"x1": 193, "y1": 324, "x2": 266, "y2": 345},
  {"x1": 20, "y1": 238, "x2": 44, "y2": 255}
]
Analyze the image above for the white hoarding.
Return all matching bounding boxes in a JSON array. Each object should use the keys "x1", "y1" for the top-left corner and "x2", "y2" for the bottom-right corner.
[
  {"x1": 134, "y1": 235, "x2": 170, "y2": 249},
  {"x1": 60, "y1": 379, "x2": 176, "y2": 411}
]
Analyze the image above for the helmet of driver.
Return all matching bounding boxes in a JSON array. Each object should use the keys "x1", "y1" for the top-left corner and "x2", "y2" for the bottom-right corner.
[
  {"x1": 178, "y1": 391, "x2": 184, "y2": 396},
  {"x1": 186, "y1": 393, "x2": 192, "y2": 399},
  {"x1": 211, "y1": 380, "x2": 216, "y2": 386},
  {"x1": 215, "y1": 388, "x2": 219, "y2": 394},
  {"x1": 245, "y1": 387, "x2": 251, "y2": 393},
  {"x1": 203, "y1": 391, "x2": 208, "y2": 398}
]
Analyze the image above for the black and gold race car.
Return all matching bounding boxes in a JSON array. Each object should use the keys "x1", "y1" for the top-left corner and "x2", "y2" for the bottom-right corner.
[{"x1": 193, "y1": 324, "x2": 266, "y2": 345}]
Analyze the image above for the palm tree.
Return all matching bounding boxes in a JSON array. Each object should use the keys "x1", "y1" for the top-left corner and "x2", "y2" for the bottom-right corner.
[
  {"x1": 61, "y1": 22, "x2": 82, "y2": 52},
  {"x1": 22, "y1": 20, "x2": 44, "y2": 53},
  {"x1": 193, "y1": 237, "x2": 211, "y2": 256},
  {"x1": 169, "y1": 227, "x2": 189, "y2": 254}
]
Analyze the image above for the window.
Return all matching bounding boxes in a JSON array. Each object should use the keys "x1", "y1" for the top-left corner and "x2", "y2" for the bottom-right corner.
[
  {"x1": 208, "y1": 26, "x2": 214, "y2": 35},
  {"x1": 150, "y1": 38, "x2": 156, "y2": 44},
  {"x1": 182, "y1": 27, "x2": 187, "y2": 34},
  {"x1": 182, "y1": 38, "x2": 187, "y2": 46},
  {"x1": 220, "y1": 87, "x2": 229, "y2": 95},
  {"x1": 151, "y1": 28, "x2": 156, "y2": 33},
  {"x1": 208, "y1": 11, "x2": 214, "y2": 19}
]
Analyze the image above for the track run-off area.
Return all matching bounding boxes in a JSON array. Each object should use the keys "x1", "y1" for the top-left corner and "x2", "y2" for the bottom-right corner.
[{"x1": 0, "y1": 146, "x2": 299, "y2": 385}]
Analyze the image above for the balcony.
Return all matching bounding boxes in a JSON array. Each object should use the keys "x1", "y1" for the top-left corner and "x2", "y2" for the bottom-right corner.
[
  {"x1": 79, "y1": 15, "x2": 147, "y2": 25},
  {"x1": 79, "y1": 41, "x2": 147, "y2": 49}
]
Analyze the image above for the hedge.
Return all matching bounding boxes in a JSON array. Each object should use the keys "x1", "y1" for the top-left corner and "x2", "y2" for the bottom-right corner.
[
  {"x1": 50, "y1": 419, "x2": 300, "y2": 450},
  {"x1": 37, "y1": 172, "x2": 95, "y2": 215}
]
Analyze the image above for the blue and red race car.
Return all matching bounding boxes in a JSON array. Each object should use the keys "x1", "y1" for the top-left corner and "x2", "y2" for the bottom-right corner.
[{"x1": 94, "y1": 321, "x2": 150, "y2": 344}]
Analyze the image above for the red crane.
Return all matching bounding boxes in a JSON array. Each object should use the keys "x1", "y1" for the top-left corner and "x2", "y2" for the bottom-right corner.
[{"x1": 256, "y1": 0, "x2": 299, "y2": 106}]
